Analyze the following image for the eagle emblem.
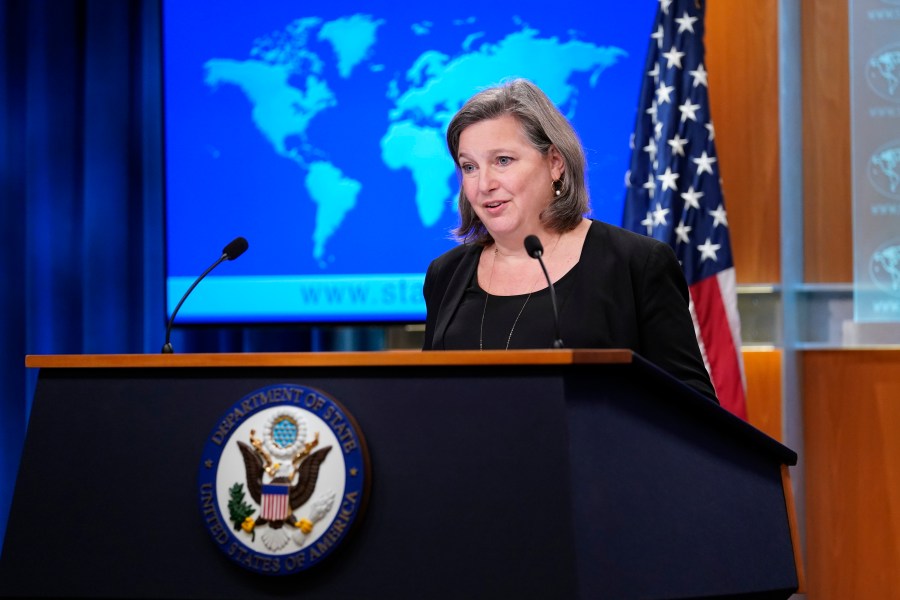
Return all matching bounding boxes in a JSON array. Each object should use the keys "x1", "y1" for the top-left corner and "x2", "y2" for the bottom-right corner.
[{"x1": 229, "y1": 408, "x2": 335, "y2": 551}]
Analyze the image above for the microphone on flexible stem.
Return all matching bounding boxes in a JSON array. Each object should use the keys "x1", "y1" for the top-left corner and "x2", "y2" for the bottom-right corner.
[
  {"x1": 161, "y1": 236, "x2": 249, "y2": 354},
  {"x1": 524, "y1": 234, "x2": 564, "y2": 349}
]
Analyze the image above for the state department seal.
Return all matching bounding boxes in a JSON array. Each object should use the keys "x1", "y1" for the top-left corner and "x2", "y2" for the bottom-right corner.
[{"x1": 198, "y1": 383, "x2": 370, "y2": 575}]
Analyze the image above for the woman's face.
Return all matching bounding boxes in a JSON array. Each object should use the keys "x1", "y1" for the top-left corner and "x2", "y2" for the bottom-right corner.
[{"x1": 457, "y1": 114, "x2": 563, "y2": 242}]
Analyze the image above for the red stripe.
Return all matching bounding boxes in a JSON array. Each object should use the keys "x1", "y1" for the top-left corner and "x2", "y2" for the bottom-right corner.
[{"x1": 689, "y1": 276, "x2": 747, "y2": 420}]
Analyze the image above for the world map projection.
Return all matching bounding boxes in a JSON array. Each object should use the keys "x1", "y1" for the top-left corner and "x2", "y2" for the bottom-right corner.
[{"x1": 163, "y1": 1, "x2": 655, "y2": 323}]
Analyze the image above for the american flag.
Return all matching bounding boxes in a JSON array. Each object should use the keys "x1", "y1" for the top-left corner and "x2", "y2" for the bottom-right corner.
[{"x1": 623, "y1": 0, "x2": 747, "y2": 419}]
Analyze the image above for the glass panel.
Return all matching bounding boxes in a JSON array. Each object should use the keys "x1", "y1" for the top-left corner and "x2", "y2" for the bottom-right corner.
[{"x1": 849, "y1": 0, "x2": 900, "y2": 329}]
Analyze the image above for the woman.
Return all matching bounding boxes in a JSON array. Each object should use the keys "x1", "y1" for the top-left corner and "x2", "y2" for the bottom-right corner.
[{"x1": 422, "y1": 79, "x2": 717, "y2": 401}]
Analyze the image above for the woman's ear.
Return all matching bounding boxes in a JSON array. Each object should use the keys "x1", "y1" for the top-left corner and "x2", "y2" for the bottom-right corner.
[{"x1": 548, "y1": 145, "x2": 565, "y2": 181}]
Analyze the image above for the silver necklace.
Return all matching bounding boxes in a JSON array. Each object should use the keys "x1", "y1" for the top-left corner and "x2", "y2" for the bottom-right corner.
[{"x1": 479, "y1": 235, "x2": 560, "y2": 350}]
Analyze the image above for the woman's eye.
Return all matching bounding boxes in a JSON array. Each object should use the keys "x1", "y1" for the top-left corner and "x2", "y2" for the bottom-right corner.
[
  {"x1": 461, "y1": 163, "x2": 475, "y2": 173},
  {"x1": 497, "y1": 156, "x2": 512, "y2": 166}
]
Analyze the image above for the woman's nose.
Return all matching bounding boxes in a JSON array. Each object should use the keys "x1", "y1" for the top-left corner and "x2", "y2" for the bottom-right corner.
[{"x1": 478, "y1": 168, "x2": 498, "y2": 193}]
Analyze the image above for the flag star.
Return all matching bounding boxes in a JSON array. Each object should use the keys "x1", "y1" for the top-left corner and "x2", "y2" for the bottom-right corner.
[
  {"x1": 660, "y1": 0, "x2": 673, "y2": 15},
  {"x1": 643, "y1": 138, "x2": 658, "y2": 162},
  {"x1": 675, "y1": 11, "x2": 698, "y2": 33},
  {"x1": 658, "y1": 166, "x2": 679, "y2": 192},
  {"x1": 705, "y1": 121, "x2": 715, "y2": 140},
  {"x1": 662, "y1": 46, "x2": 686, "y2": 69},
  {"x1": 646, "y1": 100, "x2": 658, "y2": 120},
  {"x1": 625, "y1": 169, "x2": 632, "y2": 188},
  {"x1": 668, "y1": 134, "x2": 688, "y2": 156},
  {"x1": 643, "y1": 173, "x2": 657, "y2": 198},
  {"x1": 651, "y1": 24, "x2": 664, "y2": 49},
  {"x1": 680, "y1": 186, "x2": 703, "y2": 210},
  {"x1": 641, "y1": 211, "x2": 654, "y2": 234},
  {"x1": 689, "y1": 63, "x2": 708, "y2": 87},
  {"x1": 656, "y1": 82, "x2": 675, "y2": 104},
  {"x1": 709, "y1": 203, "x2": 728, "y2": 227},
  {"x1": 697, "y1": 238, "x2": 722, "y2": 262},
  {"x1": 648, "y1": 63, "x2": 660, "y2": 83},
  {"x1": 693, "y1": 151, "x2": 717, "y2": 175},
  {"x1": 652, "y1": 202, "x2": 670, "y2": 226},
  {"x1": 678, "y1": 99, "x2": 701, "y2": 122},
  {"x1": 654, "y1": 121, "x2": 664, "y2": 139},
  {"x1": 675, "y1": 221, "x2": 692, "y2": 244},
  {"x1": 629, "y1": 133, "x2": 635, "y2": 149}
]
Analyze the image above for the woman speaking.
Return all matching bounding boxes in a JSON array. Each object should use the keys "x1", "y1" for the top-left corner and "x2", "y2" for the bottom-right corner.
[{"x1": 422, "y1": 79, "x2": 717, "y2": 401}]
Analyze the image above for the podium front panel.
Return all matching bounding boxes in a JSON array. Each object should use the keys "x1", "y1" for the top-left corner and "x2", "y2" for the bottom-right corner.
[{"x1": 0, "y1": 355, "x2": 798, "y2": 599}]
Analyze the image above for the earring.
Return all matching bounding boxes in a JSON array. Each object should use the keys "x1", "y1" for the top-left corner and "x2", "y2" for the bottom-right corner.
[{"x1": 552, "y1": 179, "x2": 562, "y2": 197}]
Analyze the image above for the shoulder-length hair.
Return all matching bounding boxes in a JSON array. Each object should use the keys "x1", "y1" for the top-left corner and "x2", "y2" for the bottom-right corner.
[{"x1": 446, "y1": 79, "x2": 590, "y2": 245}]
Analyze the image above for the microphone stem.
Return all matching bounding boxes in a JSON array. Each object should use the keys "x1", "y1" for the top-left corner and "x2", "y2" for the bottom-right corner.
[
  {"x1": 534, "y1": 254, "x2": 564, "y2": 348},
  {"x1": 162, "y1": 253, "x2": 227, "y2": 353}
]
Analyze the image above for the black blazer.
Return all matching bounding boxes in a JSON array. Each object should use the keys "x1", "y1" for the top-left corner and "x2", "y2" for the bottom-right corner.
[{"x1": 423, "y1": 220, "x2": 718, "y2": 401}]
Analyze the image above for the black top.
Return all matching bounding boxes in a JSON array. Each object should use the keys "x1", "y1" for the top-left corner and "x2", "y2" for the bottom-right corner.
[
  {"x1": 423, "y1": 220, "x2": 718, "y2": 401},
  {"x1": 444, "y1": 267, "x2": 577, "y2": 350}
]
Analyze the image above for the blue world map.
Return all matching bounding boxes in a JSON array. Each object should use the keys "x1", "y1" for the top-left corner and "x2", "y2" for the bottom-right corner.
[{"x1": 163, "y1": 2, "x2": 655, "y2": 322}]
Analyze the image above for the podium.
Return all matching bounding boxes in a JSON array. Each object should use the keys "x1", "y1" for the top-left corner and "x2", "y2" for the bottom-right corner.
[{"x1": 1, "y1": 350, "x2": 801, "y2": 599}]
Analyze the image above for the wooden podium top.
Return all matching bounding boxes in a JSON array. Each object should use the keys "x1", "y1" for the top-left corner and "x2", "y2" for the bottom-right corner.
[{"x1": 25, "y1": 349, "x2": 634, "y2": 369}]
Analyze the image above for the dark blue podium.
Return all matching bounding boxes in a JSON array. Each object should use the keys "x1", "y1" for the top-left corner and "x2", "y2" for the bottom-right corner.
[{"x1": 0, "y1": 350, "x2": 801, "y2": 599}]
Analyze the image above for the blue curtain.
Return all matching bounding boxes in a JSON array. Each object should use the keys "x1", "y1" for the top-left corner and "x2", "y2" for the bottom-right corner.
[{"x1": 0, "y1": 0, "x2": 385, "y2": 550}]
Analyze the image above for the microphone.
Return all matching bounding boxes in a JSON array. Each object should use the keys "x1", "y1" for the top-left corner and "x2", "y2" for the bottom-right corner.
[
  {"x1": 161, "y1": 236, "x2": 249, "y2": 353},
  {"x1": 524, "y1": 235, "x2": 563, "y2": 349}
]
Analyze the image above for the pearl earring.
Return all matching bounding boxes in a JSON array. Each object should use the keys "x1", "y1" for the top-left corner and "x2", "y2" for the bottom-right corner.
[{"x1": 552, "y1": 179, "x2": 562, "y2": 197}]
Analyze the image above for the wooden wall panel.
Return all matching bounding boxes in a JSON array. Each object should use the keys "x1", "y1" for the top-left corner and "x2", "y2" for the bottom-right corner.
[
  {"x1": 742, "y1": 349, "x2": 782, "y2": 442},
  {"x1": 706, "y1": 0, "x2": 781, "y2": 284},
  {"x1": 802, "y1": 350, "x2": 900, "y2": 598},
  {"x1": 801, "y1": 1, "x2": 853, "y2": 282}
]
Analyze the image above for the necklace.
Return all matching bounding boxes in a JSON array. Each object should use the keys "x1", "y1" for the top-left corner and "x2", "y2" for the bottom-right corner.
[{"x1": 479, "y1": 234, "x2": 561, "y2": 350}]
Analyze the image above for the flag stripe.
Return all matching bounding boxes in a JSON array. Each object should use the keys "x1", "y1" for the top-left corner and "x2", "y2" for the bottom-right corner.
[
  {"x1": 716, "y1": 267, "x2": 747, "y2": 390},
  {"x1": 689, "y1": 273, "x2": 746, "y2": 418}
]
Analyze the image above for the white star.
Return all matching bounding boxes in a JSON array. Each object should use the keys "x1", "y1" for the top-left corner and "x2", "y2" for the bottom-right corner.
[
  {"x1": 658, "y1": 167, "x2": 679, "y2": 192},
  {"x1": 625, "y1": 169, "x2": 633, "y2": 188},
  {"x1": 678, "y1": 99, "x2": 701, "y2": 122},
  {"x1": 675, "y1": 221, "x2": 692, "y2": 244},
  {"x1": 705, "y1": 121, "x2": 715, "y2": 140},
  {"x1": 708, "y1": 203, "x2": 728, "y2": 228},
  {"x1": 629, "y1": 133, "x2": 635, "y2": 150},
  {"x1": 668, "y1": 134, "x2": 688, "y2": 156},
  {"x1": 693, "y1": 151, "x2": 717, "y2": 175},
  {"x1": 648, "y1": 63, "x2": 660, "y2": 83},
  {"x1": 660, "y1": 0, "x2": 673, "y2": 15},
  {"x1": 654, "y1": 121, "x2": 664, "y2": 139},
  {"x1": 675, "y1": 11, "x2": 698, "y2": 33},
  {"x1": 643, "y1": 138, "x2": 658, "y2": 162},
  {"x1": 641, "y1": 211, "x2": 654, "y2": 234},
  {"x1": 689, "y1": 63, "x2": 708, "y2": 87},
  {"x1": 646, "y1": 100, "x2": 658, "y2": 120},
  {"x1": 656, "y1": 82, "x2": 675, "y2": 104},
  {"x1": 652, "y1": 202, "x2": 670, "y2": 226},
  {"x1": 643, "y1": 173, "x2": 657, "y2": 198},
  {"x1": 651, "y1": 24, "x2": 664, "y2": 49},
  {"x1": 662, "y1": 46, "x2": 686, "y2": 69},
  {"x1": 680, "y1": 186, "x2": 704, "y2": 210},
  {"x1": 697, "y1": 238, "x2": 722, "y2": 262}
]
